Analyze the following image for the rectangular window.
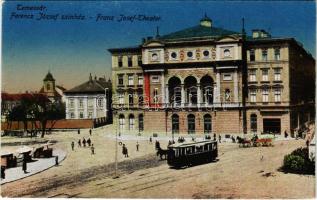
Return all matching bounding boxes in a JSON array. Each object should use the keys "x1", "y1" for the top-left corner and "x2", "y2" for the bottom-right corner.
[
  {"x1": 98, "y1": 98, "x2": 103, "y2": 107},
  {"x1": 70, "y1": 112, "x2": 75, "y2": 119},
  {"x1": 118, "y1": 56, "x2": 123, "y2": 67},
  {"x1": 79, "y1": 112, "x2": 84, "y2": 119},
  {"x1": 223, "y1": 73, "x2": 232, "y2": 81},
  {"x1": 249, "y1": 69, "x2": 256, "y2": 82},
  {"x1": 69, "y1": 99, "x2": 74, "y2": 108},
  {"x1": 128, "y1": 93, "x2": 134, "y2": 105},
  {"x1": 79, "y1": 99, "x2": 83, "y2": 108},
  {"x1": 274, "y1": 48, "x2": 280, "y2": 60},
  {"x1": 262, "y1": 69, "x2": 269, "y2": 81},
  {"x1": 250, "y1": 49, "x2": 255, "y2": 61},
  {"x1": 128, "y1": 56, "x2": 132, "y2": 67},
  {"x1": 262, "y1": 89, "x2": 269, "y2": 102},
  {"x1": 88, "y1": 98, "x2": 93, "y2": 108},
  {"x1": 250, "y1": 89, "x2": 256, "y2": 103},
  {"x1": 118, "y1": 74, "x2": 124, "y2": 85},
  {"x1": 118, "y1": 93, "x2": 124, "y2": 104},
  {"x1": 128, "y1": 75, "x2": 134, "y2": 86},
  {"x1": 274, "y1": 88, "x2": 281, "y2": 102},
  {"x1": 274, "y1": 68, "x2": 281, "y2": 81},
  {"x1": 88, "y1": 112, "x2": 93, "y2": 119},
  {"x1": 151, "y1": 75, "x2": 159, "y2": 83},
  {"x1": 138, "y1": 56, "x2": 142, "y2": 66},
  {"x1": 138, "y1": 75, "x2": 143, "y2": 85},
  {"x1": 262, "y1": 49, "x2": 268, "y2": 61}
]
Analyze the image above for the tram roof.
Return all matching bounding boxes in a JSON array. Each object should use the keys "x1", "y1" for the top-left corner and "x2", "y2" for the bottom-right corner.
[{"x1": 169, "y1": 140, "x2": 216, "y2": 148}]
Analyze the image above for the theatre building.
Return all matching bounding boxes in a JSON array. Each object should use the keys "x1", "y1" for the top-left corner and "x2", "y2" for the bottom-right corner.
[{"x1": 109, "y1": 16, "x2": 315, "y2": 136}]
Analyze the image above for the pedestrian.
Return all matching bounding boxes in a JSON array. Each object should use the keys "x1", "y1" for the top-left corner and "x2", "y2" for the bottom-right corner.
[
  {"x1": 78, "y1": 129, "x2": 80, "y2": 135},
  {"x1": 168, "y1": 140, "x2": 172, "y2": 146},
  {"x1": 149, "y1": 136, "x2": 152, "y2": 143},
  {"x1": 122, "y1": 144, "x2": 128, "y2": 157},
  {"x1": 91, "y1": 144, "x2": 95, "y2": 155},
  {"x1": 87, "y1": 138, "x2": 91, "y2": 146},
  {"x1": 71, "y1": 141, "x2": 75, "y2": 151},
  {"x1": 89, "y1": 129, "x2": 92, "y2": 136},
  {"x1": 22, "y1": 160, "x2": 27, "y2": 174},
  {"x1": 125, "y1": 147, "x2": 129, "y2": 157},
  {"x1": 1, "y1": 166, "x2": 5, "y2": 179},
  {"x1": 213, "y1": 133, "x2": 216, "y2": 141},
  {"x1": 78, "y1": 139, "x2": 81, "y2": 147},
  {"x1": 218, "y1": 135, "x2": 221, "y2": 143},
  {"x1": 155, "y1": 140, "x2": 160, "y2": 150},
  {"x1": 83, "y1": 138, "x2": 86, "y2": 147},
  {"x1": 284, "y1": 130, "x2": 288, "y2": 138},
  {"x1": 136, "y1": 141, "x2": 139, "y2": 151},
  {"x1": 55, "y1": 156, "x2": 59, "y2": 166}
]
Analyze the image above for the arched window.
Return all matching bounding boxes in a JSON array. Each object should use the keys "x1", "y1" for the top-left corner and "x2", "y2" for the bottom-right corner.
[
  {"x1": 204, "y1": 114, "x2": 212, "y2": 134},
  {"x1": 250, "y1": 114, "x2": 257, "y2": 132},
  {"x1": 119, "y1": 114, "x2": 125, "y2": 131},
  {"x1": 187, "y1": 114, "x2": 195, "y2": 134},
  {"x1": 172, "y1": 114, "x2": 179, "y2": 134},
  {"x1": 129, "y1": 114, "x2": 135, "y2": 130},
  {"x1": 138, "y1": 114, "x2": 144, "y2": 132}
]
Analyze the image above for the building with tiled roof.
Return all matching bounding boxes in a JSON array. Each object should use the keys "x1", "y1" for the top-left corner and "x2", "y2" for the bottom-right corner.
[
  {"x1": 39, "y1": 71, "x2": 66, "y2": 103},
  {"x1": 64, "y1": 74, "x2": 112, "y2": 124},
  {"x1": 109, "y1": 15, "x2": 315, "y2": 136}
]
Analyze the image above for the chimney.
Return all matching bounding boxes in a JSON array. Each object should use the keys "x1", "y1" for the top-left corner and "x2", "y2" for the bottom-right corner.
[{"x1": 252, "y1": 29, "x2": 271, "y2": 39}]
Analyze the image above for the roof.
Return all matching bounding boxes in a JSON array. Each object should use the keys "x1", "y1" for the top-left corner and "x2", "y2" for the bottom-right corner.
[
  {"x1": 43, "y1": 71, "x2": 55, "y2": 81},
  {"x1": 56, "y1": 85, "x2": 66, "y2": 91},
  {"x1": 169, "y1": 140, "x2": 216, "y2": 148},
  {"x1": 108, "y1": 45, "x2": 141, "y2": 53},
  {"x1": 159, "y1": 25, "x2": 240, "y2": 41},
  {"x1": 64, "y1": 76, "x2": 111, "y2": 94},
  {"x1": 1, "y1": 92, "x2": 49, "y2": 102},
  {"x1": 39, "y1": 87, "x2": 62, "y2": 98}
]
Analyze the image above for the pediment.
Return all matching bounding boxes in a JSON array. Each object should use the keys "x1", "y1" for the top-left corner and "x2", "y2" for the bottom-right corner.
[
  {"x1": 143, "y1": 40, "x2": 165, "y2": 48},
  {"x1": 216, "y1": 35, "x2": 240, "y2": 42}
]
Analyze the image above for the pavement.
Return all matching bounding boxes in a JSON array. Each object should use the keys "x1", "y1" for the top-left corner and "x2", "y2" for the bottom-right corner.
[{"x1": 1, "y1": 148, "x2": 67, "y2": 185}]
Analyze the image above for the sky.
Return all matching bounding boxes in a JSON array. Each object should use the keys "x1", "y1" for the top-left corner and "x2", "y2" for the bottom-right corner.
[{"x1": 2, "y1": 1, "x2": 316, "y2": 93}]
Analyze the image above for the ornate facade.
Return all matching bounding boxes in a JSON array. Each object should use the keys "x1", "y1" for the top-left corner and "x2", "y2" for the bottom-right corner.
[{"x1": 109, "y1": 16, "x2": 315, "y2": 136}]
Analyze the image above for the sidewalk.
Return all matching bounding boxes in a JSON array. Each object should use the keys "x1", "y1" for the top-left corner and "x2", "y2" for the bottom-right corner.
[{"x1": 1, "y1": 148, "x2": 67, "y2": 185}]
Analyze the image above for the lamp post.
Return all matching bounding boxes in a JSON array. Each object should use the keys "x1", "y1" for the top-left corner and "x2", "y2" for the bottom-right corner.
[{"x1": 113, "y1": 109, "x2": 119, "y2": 178}]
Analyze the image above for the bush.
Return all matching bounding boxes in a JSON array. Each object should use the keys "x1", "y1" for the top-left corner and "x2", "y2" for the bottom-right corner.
[{"x1": 282, "y1": 147, "x2": 315, "y2": 174}]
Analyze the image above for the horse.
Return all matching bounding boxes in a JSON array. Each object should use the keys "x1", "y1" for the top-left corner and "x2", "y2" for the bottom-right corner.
[
  {"x1": 156, "y1": 146, "x2": 168, "y2": 160},
  {"x1": 236, "y1": 136, "x2": 252, "y2": 147}
]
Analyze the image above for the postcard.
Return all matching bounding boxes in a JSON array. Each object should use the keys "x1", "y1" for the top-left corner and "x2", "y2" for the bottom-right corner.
[{"x1": 1, "y1": 1, "x2": 316, "y2": 199}]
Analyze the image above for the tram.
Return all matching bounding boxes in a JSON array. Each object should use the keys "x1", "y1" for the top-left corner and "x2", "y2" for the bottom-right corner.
[{"x1": 167, "y1": 140, "x2": 218, "y2": 168}]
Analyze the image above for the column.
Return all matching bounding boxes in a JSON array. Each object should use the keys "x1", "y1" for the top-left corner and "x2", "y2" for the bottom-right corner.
[
  {"x1": 93, "y1": 97, "x2": 97, "y2": 119},
  {"x1": 161, "y1": 72, "x2": 165, "y2": 107},
  {"x1": 234, "y1": 69, "x2": 239, "y2": 103},
  {"x1": 214, "y1": 72, "x2": 221, "y2": 104},
  {"x1": 181, "y1": 84, "x2": 185, "y2": 107},
  {"x1": 165, "y1": 84, "x2": 169, "y2": 105},
  {"x1": 197, "y1": 84, "x2": 201, "y2": 108}
]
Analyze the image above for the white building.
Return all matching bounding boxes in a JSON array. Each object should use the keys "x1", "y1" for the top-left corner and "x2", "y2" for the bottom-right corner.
[{"x1": 64, "y1": 74, "x2": 112, "y2": 124}]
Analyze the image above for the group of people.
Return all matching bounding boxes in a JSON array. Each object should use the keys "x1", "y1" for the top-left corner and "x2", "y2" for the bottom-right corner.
[
  {"x1": 71, "y1": 136, "x2": 95, "y2": 155},
  {"x1": 77, "y1": 137, "x2": 92, "y2": 148}
]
